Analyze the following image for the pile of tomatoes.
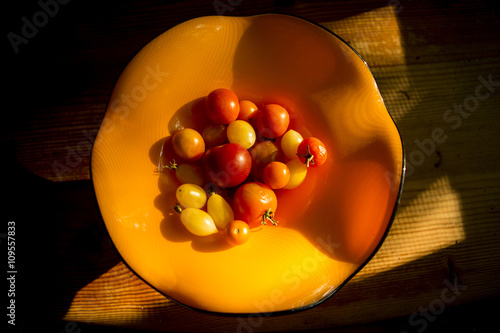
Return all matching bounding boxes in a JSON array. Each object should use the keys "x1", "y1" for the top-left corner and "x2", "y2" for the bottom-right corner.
[{"x1": 160, "y1": 88, "x2": 327, "y2": 246}]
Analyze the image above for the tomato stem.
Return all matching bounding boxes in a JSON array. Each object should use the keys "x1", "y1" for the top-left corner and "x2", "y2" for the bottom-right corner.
[
  {"x1": 174, "y1": 203, "x2": 182, "y2": 214},
  {"x1": 207, "y1": 185, "x2": 216, "y2": 196},
  {"x1": 166, "y1": 159, "x2": 178, "y2": 170},
  {"x1": 262, "y1": 208, "x2": 278, "y2": 226},
  {"x1": 297, "y1": 145, "x2": 315, "y2": 167}
]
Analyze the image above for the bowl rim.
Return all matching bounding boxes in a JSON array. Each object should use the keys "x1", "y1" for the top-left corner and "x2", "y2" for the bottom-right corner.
[{"x1": 89, "y1": 12, "x2": 406, "y2": 317}]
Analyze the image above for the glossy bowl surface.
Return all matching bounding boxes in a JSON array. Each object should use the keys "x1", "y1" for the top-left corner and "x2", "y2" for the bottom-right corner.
[{"x1": 91, "y1": 14, "x2": 405, "y2": 314}]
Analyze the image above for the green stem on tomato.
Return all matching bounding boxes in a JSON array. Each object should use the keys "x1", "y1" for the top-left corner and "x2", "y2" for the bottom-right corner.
[
  {"x1": 207, "y1": 185, "x2": 216, "y2": 196},
  {"x1": 296, "y1": 145, "x2": 315, "y2": 167},
  {"x1": 166, "y1": 159, "x2": 178, "y2": 170},
  {"x1": 174, "y1": 203, "x2": 183, "y2": 214},
  {"x1": 262, "y1": 208, "x2": 278, "y2": 226}
]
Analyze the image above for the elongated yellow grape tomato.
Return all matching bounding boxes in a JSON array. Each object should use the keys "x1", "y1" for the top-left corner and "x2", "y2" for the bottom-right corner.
[
  {"x1": 176, "y1": 184, "x2": 207, "y2": 209},
  {"x1": 179, "y1": 207, "x2": 217, "y2": 236},
  {"x1": 207, "y1": 194, "x2": 234, "y2": 229}
]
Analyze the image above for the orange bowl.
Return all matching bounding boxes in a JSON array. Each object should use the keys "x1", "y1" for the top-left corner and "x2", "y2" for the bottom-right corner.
[{"x1": 91, "y1": 14, "x2": 405, "y2": 314}]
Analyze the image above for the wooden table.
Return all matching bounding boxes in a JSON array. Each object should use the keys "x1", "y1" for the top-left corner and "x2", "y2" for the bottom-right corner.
[{"x1": 5, "y1": 0, "x2": 499, "y2": 332}]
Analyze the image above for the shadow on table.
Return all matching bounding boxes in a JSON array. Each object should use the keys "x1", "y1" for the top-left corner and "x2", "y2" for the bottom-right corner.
[{"x1": 4, "y1": 152, "x2": 121, "y2": 331}]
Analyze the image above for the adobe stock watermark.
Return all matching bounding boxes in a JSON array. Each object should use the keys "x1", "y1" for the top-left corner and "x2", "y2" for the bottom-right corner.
[
  {"x1": 51, "y1": 64, "x2": 169, "y2": 181},
  {"x1": 401, "y1": 276, "x2": 467, "y2": 333},
  {"x1": 7, "y1": 0, "x2": 71, "y2": 54},
  {"x1": 50, "y1": 321, "x2": 82, "y2": 333},
  {"x1": 213, "y1": 0, "x2": 243, "y2": 16},
  {"x1": 385, "y1": 73, "x2": 499, "y2": 190},
  {"x1": 388, "y1": 0, "x2": 412, "y2": 14},
  {"x1": 235, "y1": 234, "x2": 340, "y2": 333}
]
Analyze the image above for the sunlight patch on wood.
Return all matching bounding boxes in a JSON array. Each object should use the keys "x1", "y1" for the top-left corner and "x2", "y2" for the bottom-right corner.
[{"x1": 359, "y1": 175, "x2": 466, "y2": 278}]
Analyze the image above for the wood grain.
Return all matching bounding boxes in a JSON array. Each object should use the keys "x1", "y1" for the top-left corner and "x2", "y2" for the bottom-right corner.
[{"x1": 5, "y1": 0, "x2": 499, "y2": 332}]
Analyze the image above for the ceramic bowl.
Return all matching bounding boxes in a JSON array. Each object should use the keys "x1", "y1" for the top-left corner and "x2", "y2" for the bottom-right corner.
[{"x1": 91, "y1": 14, "x2": 405, "y2": 314}]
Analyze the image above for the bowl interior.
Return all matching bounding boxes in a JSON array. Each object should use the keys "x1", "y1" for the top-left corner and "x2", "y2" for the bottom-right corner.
[{"x1": 91, "y1": 14, "x2": 404, "y2": 314}]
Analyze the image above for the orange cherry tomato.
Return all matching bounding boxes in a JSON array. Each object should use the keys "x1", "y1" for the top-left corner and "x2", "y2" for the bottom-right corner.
[
  {"x1": 224, "y1": 220, "x2": 251, "y2": 246},
  {"x1": 172, "y1": 128, "x2": 205, "y2": 162},
  {"x1": 248, "y1": 141, "x2": 281, "y2": 181},
  {"x1": 238, "y1": 100, "x2": 259, "y2": 121},
  {"x1": 205, "y1": 88, "x2": 240, "y2": 125},
  {"x1": 297, "y1": 137, "x2": 327, "y2": 167},
  {"x1": 232, "y1": 182, "x2": 278, "y2": 229},
  {"x1": 262, "y1": 161, "x2": 290, "y2": 189}
]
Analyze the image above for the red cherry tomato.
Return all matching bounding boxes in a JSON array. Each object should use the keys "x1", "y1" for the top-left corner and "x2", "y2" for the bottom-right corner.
[
  {"x1": 205, "y1": 88, "x2": 240, "y2": 125},
  {"x1": 262, "y1": 161, "x2": 290, "y2": 189},
  {"x1": 297, "y1": 137, "x2": 328, "y2": 167},
  {"x1": 203, "y1": 143, "x2": 251, "y2": 188},
  {"x1": 256, "y1": 104, "x2": 290, "y2": 139},
  {"x1": 224, "y1": 220, "x2": 251, "y2": 246},
  {"x1": 232, "y1": 182, "x2": 278, "y2": 229}
]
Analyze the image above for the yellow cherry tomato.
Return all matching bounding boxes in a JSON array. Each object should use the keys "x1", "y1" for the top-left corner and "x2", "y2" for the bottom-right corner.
[
  {"x1": 227, "y1": 120, "x2": 256, "y2": 149},
  {"x1": 281, "y1": 129, "x2": 303, "y2": 160},
  {"x1": 176, "y1": 183, "x2": 207, "y2": 209},
  {"x1": 283, "y1": 159, "x2": 307, "y2": 189}
]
